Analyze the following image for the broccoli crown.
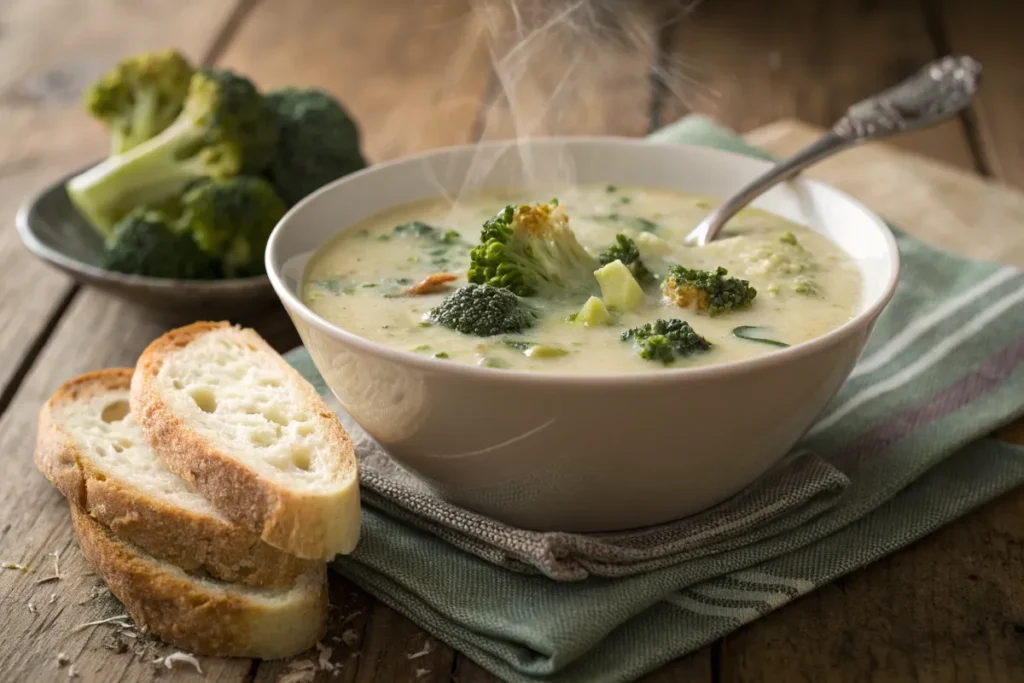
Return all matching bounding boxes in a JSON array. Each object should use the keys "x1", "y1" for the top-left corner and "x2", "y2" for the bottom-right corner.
[
  {"x1": 427, "y1": 284, "x2": 535, "y2": 337},
  {"x1": 265, "y1": 87, "x2": 367, "y2": 206},
  {"x1": 662, "y1": 265, "x2": 757, "y2": 316},
  {"x1": 84, "y1": 49, "x2": 195, "y2": 155},
  {"x1": 621, "y1": 319, "x2": 711, "y2": 363},
  {"x1": 599, "y1": 233, "x2": 653, "y2": 284},
  {"x1": 67, "y1": 68, "x2": 279, "y2": 237},
  {"x1": 179, "y1": 176, "x2": 286, "y2": 277},
  {"x1": 177, "y1": 68, "x2": 280, "y2": 176},
  {"x1": 466, "y1": 202, "x2": 600, "y2": 298},
  {"x1": 102, "y1": 208, "x2": 219, "y2": 279}
]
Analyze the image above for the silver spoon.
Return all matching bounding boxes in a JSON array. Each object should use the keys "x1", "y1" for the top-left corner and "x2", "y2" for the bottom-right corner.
[{"x1": 685, "y1": 55, "x2": 983, "y2": 246}]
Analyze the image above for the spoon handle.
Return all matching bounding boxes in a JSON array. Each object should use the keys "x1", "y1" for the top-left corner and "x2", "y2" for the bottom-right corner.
[{"x1": 687, "y1": 55, "x2": 983, "y2": 246}]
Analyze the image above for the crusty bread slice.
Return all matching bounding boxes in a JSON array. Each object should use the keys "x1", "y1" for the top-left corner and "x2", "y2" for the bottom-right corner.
[
  {"x1": 131, "y1": 322, "x2": 361, "y2": 560},
  {"x1": 70, "y1": 504, "x2": 327, "y2": 659},
  {"x1": 35, "y1": 369, "x2": 311, "y2": 587}
]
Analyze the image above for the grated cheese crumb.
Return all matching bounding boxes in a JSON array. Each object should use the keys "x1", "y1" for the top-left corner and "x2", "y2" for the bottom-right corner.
[
  {"x1": 341, "y1": 610, "x2": 362, "y2": 624},
  {"x1": 407, "y1": 640, "x2": 435, "y2": 659},
  {"x1": 72, "y1": 615, "x2": 132, "y2": 633},
  {"x1": 279, "y1": 659, "x2": 317, "y2": 683},
  {"x1": 154, "y1": 652, "x2": 203, "y2": 674},
  {"x1": 315, "y1": 642, "x2": 335, "y2": 671}
]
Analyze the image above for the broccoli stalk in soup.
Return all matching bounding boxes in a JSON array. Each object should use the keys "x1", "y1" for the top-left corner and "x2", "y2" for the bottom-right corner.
[
  {"x1": 662, "y1": 265, "x2": 757, "y2": 316},
  {"x1": 467, "y1": 201, "x2": 600, "y2": 298},
  {"x1": 621, "y1": 319, "x2": 712, "y2": 364},
  {"x1": 84, "y1": 49, "x2": 195, "y2": 155},
  {"x1": 67, "y1": 68, "x2": 279, "y2": 237},
  {"x1": 427, "y1": 284, "x2": 536, "y2": 337}
]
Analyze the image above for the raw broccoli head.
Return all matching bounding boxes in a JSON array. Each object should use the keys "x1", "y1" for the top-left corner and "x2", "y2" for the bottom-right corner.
[
  {"x1": 102, "y1": 208, "x2": 219, "y2": 279},
  {"x1": 662, "y1": 265, "x2": 756, "y2": 316},
  {"x1": 264, "y1": 87, "x2": 367, "y2": 206},
  {"x1": 427, "y1": 284, "x2": 536, "y2": 337},
  {"x1": 466, "y1": 201, "x2": 600, "y2": 298},
  {"x1": 67, "y1": 68, "x2": 279, "y2": 237},
  {"x1": 85, "y1": 49, "x2": 195, "y2": 155},
  {"x1": 179, "y1": 176, "x2": 287, "y2": 277},
  {"x1": 599, "y1": 233, "x2": 653, "y2": 284},
  {"x1": 621, "y1": 319, "x2": 711, "y2": 363}
]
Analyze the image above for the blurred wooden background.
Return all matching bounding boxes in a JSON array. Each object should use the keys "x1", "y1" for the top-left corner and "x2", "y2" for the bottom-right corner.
[{"x1": 1, "y1": 0, "x2": 1022, "y2": 681}]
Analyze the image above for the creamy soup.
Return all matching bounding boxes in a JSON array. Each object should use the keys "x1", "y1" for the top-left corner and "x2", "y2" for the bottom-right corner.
[{"x1": 303, "y1": 185, "x2": 862, "y2": 374}]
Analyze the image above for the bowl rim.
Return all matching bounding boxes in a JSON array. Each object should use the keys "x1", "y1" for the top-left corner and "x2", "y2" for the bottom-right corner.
[
  {"x1": 266, "y1": 136, "x2": 901, "y2": 385},
  {"x1": 15, "y1": 162, "x2": 271, "y2": 290}
]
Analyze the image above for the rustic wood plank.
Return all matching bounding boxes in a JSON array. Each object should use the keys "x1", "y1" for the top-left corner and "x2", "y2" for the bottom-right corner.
[
  {"x1": 352, "y1": 606, "x2": 454, "y2": 683},
  {"x1": 451, "y1": 645, "x2": 712, "y2": 682},
  {"x1": 636, "y1": 651, "x2": 714, "y2": 683},
  {"x1": 0, "y1": 0, "x2": 242, "y2": 413},
  {"x1": 657, "y1": 0, "x2": 976, "y2": 170},
  {"x1": 936, "y1": 0, "x2": 1024, "y2": 189},
  {"x1": 216, "y1": 0, "x2": 492, "y2": 163},
  {"x1": 252, "y1": 578, "x2": 376, "y2": 683},
  {"x1": 712, "y1": 120, "x2": 1024, "y2": 682},
  {"x1": 719, "y1": 484, "x2": 1024, "y2": 683}
]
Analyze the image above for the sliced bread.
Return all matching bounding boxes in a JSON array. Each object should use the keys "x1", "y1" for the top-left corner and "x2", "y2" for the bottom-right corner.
[
  {"x1": 131, "y1": 322, "x2": 361, "y2": 560},
  {"x1": 35, "y1": 369, "x2": 311, "y2": 587},
  {"x1": 70, "y1": 504, "x2": 327, "y2": 658}
]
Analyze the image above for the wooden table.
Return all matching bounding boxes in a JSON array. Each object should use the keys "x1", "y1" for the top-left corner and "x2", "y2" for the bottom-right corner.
[{"x1": 2, "y1": 0, "x2": 1023, "y2": 680}]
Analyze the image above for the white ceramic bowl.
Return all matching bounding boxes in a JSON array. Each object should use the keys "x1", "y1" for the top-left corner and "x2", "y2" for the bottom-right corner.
[{"x1": 266, "y1": 138, "x2": 899, "y2": 532}]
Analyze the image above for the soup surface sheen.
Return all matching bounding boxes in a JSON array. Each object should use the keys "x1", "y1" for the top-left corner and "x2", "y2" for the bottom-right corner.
[{"x1": 303, "y1": 185, "x2": 862, "y2": 374}]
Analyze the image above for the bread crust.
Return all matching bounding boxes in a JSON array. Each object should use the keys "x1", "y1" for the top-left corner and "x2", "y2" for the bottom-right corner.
[
  {"x1": 131, "y1": 322, "x2": 361, "y2": 560},
  {"x1": 70, "y1": 505, "x2": 327, "y2": 659},
  {"x1": 36, "y1": 368, "x2": 312, "y2": 587}
]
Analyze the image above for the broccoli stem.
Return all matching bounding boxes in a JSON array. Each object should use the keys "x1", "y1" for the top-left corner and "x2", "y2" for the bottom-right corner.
[
  {"x1": 67, "y1": 117, "x2": 208, "y2": 236},
  {"x1": 122, "y1": 92, "x2": 166, "y2": 151}
]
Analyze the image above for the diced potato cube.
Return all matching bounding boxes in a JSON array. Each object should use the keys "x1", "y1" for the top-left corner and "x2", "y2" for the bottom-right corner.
[
  {"x1": 575, "y1": 296, "x2": 612, "y2": 327},
  {"x1": 594, "y1": 260, "x2": 645, "y2": 311},
  {"x1": 634, "y1": 231, "x2": 672, "y2": 257}
]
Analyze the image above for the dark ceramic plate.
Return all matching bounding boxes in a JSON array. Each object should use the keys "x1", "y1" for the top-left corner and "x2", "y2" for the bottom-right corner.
[{"x1": 16, "y1": 164, "x2": 279, "y2": 319}]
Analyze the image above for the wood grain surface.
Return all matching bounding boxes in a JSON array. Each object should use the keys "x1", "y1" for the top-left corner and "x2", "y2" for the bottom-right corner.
[
  {"x1": 938, "y1": 0, "x2": 1024, "y2": 189},
  {"x1": 0, "y1": 0, "x2": 243, "y2": 410},
  {"x1": 657, "y1": 0, "x2": 977, "y2": 170},
  {"x1": 0, "y1": 0, "x2": 1021, "y2": 681}
]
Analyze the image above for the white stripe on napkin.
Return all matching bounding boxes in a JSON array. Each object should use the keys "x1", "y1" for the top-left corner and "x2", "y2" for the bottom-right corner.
[
  {"x1": 851, "y1": 267, "x2": 1019, "y2": 379},
  {"x1": 811, "y1": 285, "x2": 1024, "y2": 436}
]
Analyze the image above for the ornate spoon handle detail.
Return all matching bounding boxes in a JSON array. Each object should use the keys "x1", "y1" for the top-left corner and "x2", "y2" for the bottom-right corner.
[
  {"x1": 832, "y1": 55, "x2": 982, "y2": 140},
  {"x1": 686, "y1": 56, "x2": 983, "y2": 246}
]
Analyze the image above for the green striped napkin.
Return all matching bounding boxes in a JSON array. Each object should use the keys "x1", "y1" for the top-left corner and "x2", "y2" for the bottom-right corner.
[{"x1": 285, "y1": 115, "x2": 1024, "y2": 683}]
